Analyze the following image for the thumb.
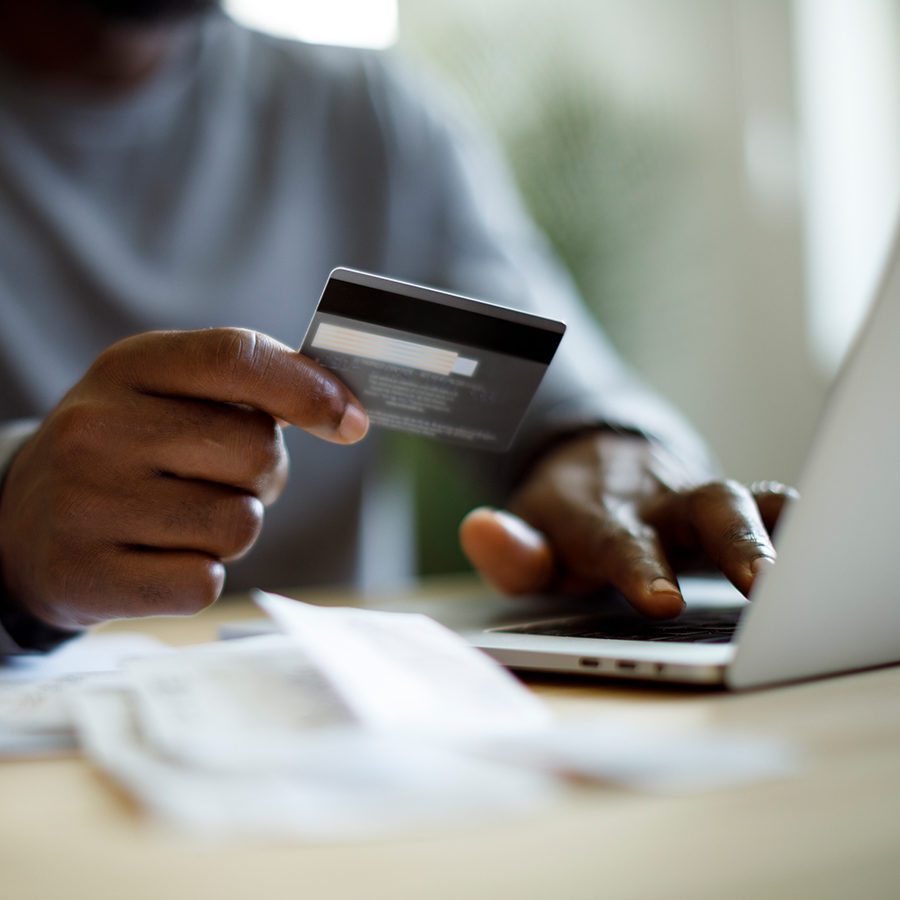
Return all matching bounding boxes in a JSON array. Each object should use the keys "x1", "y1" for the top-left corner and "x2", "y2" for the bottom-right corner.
[{"x1": 459, "y1": 507, "x2": 555, "y2": 595}]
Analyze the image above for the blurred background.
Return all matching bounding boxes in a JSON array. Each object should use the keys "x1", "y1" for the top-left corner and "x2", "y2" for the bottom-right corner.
[{"x1": 226, "y1": 0, "x2": 900, "y2": 576}]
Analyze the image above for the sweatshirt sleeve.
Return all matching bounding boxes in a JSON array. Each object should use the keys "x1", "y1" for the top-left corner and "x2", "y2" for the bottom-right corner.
[{"x1": 366, "y1": 54, "x2": 715, "y2": 490}]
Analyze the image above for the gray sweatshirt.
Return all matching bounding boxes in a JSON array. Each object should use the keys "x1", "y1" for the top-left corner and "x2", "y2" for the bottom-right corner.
[{"x1": 0, "y1": 13, "x2": 707, "y2": 652}]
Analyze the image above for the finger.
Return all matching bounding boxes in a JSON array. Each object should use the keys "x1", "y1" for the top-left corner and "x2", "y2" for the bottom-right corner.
[
  {"x1": 686, "y1": 480, "x2": 776, "y2": 596},
  {"x1": 133, "y1": 396, "x2": 289, "y2": 503},
  {"x1": 459, "y1": 507, "x2": 555, "y2": 595},
  {"x1": 111, "y1": 548, "x2": 226, "y2": 619},
  {"x1": 93, "y1": 328, "x2": 369, "y2": 444},
  {"x1": 750, "y1": 481, "x2": 799, "y2": 534},
  {"x1": 50, "y1": 544, "x2": 225, "y2": 627},
  {"x1": 588, "y1": 509, "x2": 685, "y2": 618},
  {"x1": 109, "y1": 477, "x2": 264, "y2": 563}
]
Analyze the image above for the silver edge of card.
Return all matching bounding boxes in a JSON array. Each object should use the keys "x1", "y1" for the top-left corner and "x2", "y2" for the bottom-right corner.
[{"x1": 327, "y1": 267, "x2": 567, "y2": 335}]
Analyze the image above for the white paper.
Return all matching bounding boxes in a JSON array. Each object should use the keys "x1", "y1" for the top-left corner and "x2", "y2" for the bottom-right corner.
[
  {"x1": 125, "y1": 636, "x2": 356, "y2": 769},
  {"x1": 480, "y1": 719, "x2": 800, "y2": 792},
  {"x1": 72, "y1": 685, "x2": 557, "y2": 841},
  {"x1": 0, "y1": 633, "x2": 167, "y2": 684},
  {"x1": 0, "y1": 634, "x2": 167, "y2": 757},
  {"x1": 52, "y1": 597, "x2": 799, "y2": 842},
  {"x1": 254, "y1": 591, "x2": 550, "y2": 741}
]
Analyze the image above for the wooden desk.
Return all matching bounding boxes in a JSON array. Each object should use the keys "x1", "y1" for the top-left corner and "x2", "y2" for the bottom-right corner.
[{"x1": 2, "y1": 579, "x2": 899, "y2": 900}]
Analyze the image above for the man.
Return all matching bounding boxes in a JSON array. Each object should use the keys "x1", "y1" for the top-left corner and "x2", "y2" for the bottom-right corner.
[{"x1": 0, "y1": 0, "x2": 793, "y2": 653}]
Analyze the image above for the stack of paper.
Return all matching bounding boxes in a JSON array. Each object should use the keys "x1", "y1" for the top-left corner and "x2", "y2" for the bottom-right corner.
[
  {"x1": 73, "y1": 653, "x2": 555, "y2": 839},
  {"x1": 1, "y1": 594, "x2": 800, "y2": 840},
  {"x1": 0, "y1": 634, "x2": 167, "y2": 757}
]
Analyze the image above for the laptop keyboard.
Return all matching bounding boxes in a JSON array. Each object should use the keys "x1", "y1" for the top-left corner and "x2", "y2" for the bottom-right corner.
[{"x1": 500, "y1": 607, "x2": 743, "y2": 644}]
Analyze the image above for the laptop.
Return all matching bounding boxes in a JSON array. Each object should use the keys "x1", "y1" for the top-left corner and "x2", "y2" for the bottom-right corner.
[{"x1": 469, "y1": 223, "x2": 900, "y2": 689}]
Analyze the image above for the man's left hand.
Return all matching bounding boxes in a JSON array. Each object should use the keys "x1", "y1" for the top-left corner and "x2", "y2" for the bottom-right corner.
[{"x1": 459, "y1": 432, "x2": 797, "y2": 617}]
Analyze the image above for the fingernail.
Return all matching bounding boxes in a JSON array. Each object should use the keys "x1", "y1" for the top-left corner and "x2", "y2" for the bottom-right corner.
[
  {"x1": 750, "y1": 556, "x2": 776, "y2": 576},
  {"x1": 338, "y1": 404, "x2": 369, "y2": 443},
  {"x1": 650, "y1": 578, "x2": 680, "y2": 595},
  {"x1": 648, "y1": 578, "x2": 684, "y2": 616},
  {"x1": 494, "y1": 510, "x2": 546, "y2": 550}
]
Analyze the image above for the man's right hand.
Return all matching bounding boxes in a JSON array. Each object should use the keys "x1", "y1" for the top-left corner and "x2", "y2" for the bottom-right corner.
[{"x1": 0, "y1": 328, "x2": 369, "y2": 631}]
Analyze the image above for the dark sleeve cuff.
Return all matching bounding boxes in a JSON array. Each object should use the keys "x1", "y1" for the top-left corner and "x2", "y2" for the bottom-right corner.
[
  {"x1": 0, "y1": 591, "x2": 82, "y2": 655},
  {"x1": 498, "y1": 391, "x2": 718, "y2": 494}
]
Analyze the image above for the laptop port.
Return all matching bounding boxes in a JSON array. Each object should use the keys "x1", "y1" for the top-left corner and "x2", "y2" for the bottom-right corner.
[
  {"x1": 616, "y1": 660, "x2": 638, "y2": 671},
  {"x1": 579, "y1": 657, "x2": 600, "y2": 668}
]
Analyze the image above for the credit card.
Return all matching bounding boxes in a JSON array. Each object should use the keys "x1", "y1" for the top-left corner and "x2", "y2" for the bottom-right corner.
[{"x1": 300, "y1": 268, "x2": 566, "y2": 452}]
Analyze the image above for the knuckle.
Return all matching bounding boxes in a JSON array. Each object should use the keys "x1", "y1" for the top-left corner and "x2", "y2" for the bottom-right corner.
[
  {"x1": 615, "y1": 539, "x2": 653, "y2": 570},
  {"x1": 135, "y1": 576, "x2": 179, "y2": 611},
  {"x1": 47, "y1": 485, "x2": 84, "y2": 527},
  {"x1": 89, "y1": 331, "x2": 180, "y2": 388},
  {"x1": 40, "y1": 539, "x2": 94, "y2": 605},
  {"x1": 142, "y1": 559, "x2": 224, "y2": 616},
  {"x1": 719, "y1": 478, "x2": 748, "y2": 499},
  {"x1": 585, "y1": 510, "x2": 666, "y2": 582},
  {"x1": 689, "y1": 478, "x2": 745, "y2": 510},
  {"x1": 181, "y1": 559, "x2": 225, "y2": 614},
  {"x1": 49, "y1": 402, "x2": 102, "y2": 457},
  {"x1": 299, "y1": 364, "x2": 346, "y2": 424},
  {"x1": 631, "y1": 521, "x2": 659, "y2": 545},
  {"x1": 87, "y1": 333, "x2": 154, "y2": 386},
  {"x1": 751, "y1": 479, "x2": 799, "y2": 501},
  {"x1": 721, "y1": 522, "x2": 763, "y2": 549},
  {"x1": 220, "y1": 495, "x2": 264, "y2": 559},
  {"x1": 597, "y1": 502, "x2": 650, "y2": 543},
  {"x1": 751, "y1": 479, "x2": 784, "y2": 495},
  {"x1": 213, "y1": 328, "x2": 265, "y2": 387},
  {"x1": 87, "y1": 342, "x2": 126, "y2": 383},
  {"x1": 163, "y1": 495, "x2": 213, "y2": 534},
  {"x1": 593, "y1": 520, "x2": 643, "y2": 563},
  {"x1": 243, "y1": 415, "x2": 284, "y2": 476}
]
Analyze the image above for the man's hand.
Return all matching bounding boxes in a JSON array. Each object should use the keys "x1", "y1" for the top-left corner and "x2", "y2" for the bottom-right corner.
[
  {"x1": 0, "y1": 328, "x2": 369, "y2": 631},
  {"x1": 460, "y1": 432, "x2": 796, "y2": 617}
]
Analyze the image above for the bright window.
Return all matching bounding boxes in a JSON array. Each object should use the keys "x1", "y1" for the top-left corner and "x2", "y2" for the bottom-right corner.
[
  {"x1": 224, "y1": 0, "x2": 398, "y2": 49},
  {"x1": 794, "y1": 0, "x2": 900, "y2": 371}
]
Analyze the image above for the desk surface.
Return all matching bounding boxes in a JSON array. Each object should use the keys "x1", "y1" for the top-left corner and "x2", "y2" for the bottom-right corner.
[{"x1": 2, "y1": 578, "x2": 899, "y2": 900}]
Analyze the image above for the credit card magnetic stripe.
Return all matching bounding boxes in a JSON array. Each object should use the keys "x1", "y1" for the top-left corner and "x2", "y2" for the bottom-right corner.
[{"x1": 319, "y1": 275, "x2": 564, "y2": 363}]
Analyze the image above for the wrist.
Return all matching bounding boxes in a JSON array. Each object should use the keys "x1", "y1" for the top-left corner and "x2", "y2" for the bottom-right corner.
[
  {"x1": 0, "y1": 537, "x2": 81, "y2": 654},
  {"x1": 0, "y1": 584, "x2": 82, "y2": 653},
  {"x1": 0, "y1": 425, "x2": 82, "y2": 653},
  {"x1": 516, "y1": 428, "x2": 710, "y2": 521},
  {"x1": 524, "y1": 429, "x2": 656, "y2": 492}
]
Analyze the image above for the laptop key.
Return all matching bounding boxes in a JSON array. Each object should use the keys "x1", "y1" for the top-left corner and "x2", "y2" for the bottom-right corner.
[{"x1": 500, "y1": 608, "x2": 743, "y2": 644}]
